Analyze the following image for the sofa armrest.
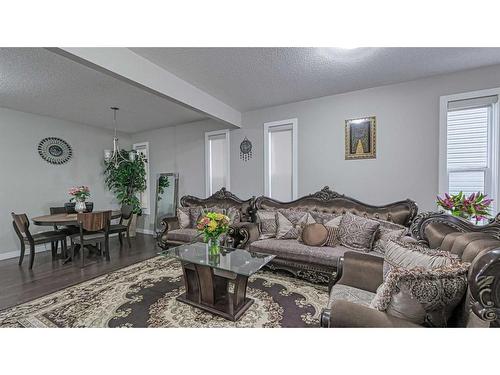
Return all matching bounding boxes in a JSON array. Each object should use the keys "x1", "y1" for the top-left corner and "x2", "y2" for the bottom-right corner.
[
  {"x1": 337, "y1": 251, "x2": 384, "y2": 293},
  {"x1": 157, "y1": 217, "x2": 180, "y2": 249},
  {"x1": 228, "y1": 222, "x2": 259, "y2": 249},
  {"x1": 320, "y1": 300, "x2": 421, "y2": 328}
]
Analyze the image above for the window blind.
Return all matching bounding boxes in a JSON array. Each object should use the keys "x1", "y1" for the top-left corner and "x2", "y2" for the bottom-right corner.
[{"x1": 447, "y1": 106, "x2": 489, "y2": 195}]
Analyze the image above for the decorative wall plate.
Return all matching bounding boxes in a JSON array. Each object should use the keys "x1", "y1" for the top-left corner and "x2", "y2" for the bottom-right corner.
[
  {"x1": 239, "y1": 137, "x2": 253, "y2": 161},
  {"x1": 38, "y1": 137, "x2": 73, "y2": 164}
]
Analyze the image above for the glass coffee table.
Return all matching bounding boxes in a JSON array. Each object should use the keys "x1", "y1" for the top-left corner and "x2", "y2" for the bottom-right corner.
[{"x1": 159, "y1": 242, "x2": 275, "y2": 321}]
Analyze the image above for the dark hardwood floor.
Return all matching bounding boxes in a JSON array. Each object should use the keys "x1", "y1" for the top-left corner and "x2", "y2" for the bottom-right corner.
[{"x1": 0, "y1": 234, "x2": 159, "y2": 311}]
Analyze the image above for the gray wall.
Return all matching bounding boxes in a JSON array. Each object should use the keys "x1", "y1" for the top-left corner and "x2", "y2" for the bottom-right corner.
[
  {"x1": 0, "y1": 107, "x2": 130, "y2": 257},
  {"x1": 131, "y1": 119, "x2": 228, "y2": 231},
  {"x1": 230, "y1": 63, "x2": 500, "y2": 211}
]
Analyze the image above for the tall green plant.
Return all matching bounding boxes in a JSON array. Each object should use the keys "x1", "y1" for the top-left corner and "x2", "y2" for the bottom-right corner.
[{"x1": 104, "y1": 150, "x2": 147, "y2": 214}]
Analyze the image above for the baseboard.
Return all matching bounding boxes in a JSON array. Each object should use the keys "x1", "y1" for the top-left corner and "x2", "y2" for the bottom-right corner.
[
  {"x1": 136, "y1": 228, "x2": 155, "y2": 235},
  {"x1": 0, "y1": 244, "x2": 51, "y2": 261}
]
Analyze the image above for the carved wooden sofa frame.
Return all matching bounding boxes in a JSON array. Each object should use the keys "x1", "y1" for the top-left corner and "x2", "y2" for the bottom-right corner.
[
  {"x1": 157, "y1": 188, "x2": 254, "y2": 249},
  {"x1": 231, "y1": 186, "x2": 418, "y2": 285},
  {"x1": 320, "y1": 212, "x2": 500, "y2": 327}
]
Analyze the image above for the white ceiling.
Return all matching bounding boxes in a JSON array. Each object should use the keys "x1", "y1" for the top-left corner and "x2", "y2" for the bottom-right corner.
[
  {"x1": 132, "y1": 47, "x2": 500, "y2": 112},
  {"x1": 0, "y1": 48, "x2": 206, "y2": 133}
]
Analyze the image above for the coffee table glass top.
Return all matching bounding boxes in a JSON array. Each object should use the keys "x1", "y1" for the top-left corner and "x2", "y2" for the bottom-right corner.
[{"x1": 159, "y1": 242, "x2": 275, "y2": 276}]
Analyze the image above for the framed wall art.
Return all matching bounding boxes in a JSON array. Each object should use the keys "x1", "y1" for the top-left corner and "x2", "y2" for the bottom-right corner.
[{"x1": 345, "y1": 116, "x2": 376, "y2": 160}]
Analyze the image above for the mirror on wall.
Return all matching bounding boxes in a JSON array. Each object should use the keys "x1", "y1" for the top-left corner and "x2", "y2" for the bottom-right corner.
[{"x1": 154, "y1": 173, "x2": 179, "y2": 236}]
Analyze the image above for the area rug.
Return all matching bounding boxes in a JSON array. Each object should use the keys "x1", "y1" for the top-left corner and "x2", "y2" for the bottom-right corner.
[{"x1": 0, "y1": 257, "x2": 328, "y2": 328}]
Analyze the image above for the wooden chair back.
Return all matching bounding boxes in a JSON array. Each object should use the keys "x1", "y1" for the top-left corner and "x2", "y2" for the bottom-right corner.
[
  {"x1": 11, "y1": 212, "x2": 32, "y2": 240},
  {"x1": 77, "y1": 211, "x2": 112, "y2": 232},
  {"x1": 50, "y1": 206, "x2": 67, "y2": 215}
]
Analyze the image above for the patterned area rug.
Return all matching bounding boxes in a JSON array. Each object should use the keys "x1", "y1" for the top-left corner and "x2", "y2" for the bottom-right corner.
[{"x1": 0, "y1": 257, "x2": 328, "y2": 328}]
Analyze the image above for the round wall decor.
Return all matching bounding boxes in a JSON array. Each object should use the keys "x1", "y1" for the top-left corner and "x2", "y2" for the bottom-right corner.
[
  {"x1": 239, "y1": 137, "x2": 253, "y2": 161},
  {"x1": 38, "y1": 137, "x2": 73, "y2": 165}
]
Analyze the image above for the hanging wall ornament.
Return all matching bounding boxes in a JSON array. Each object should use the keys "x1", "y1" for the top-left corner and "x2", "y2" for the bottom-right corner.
[
  {"x1": 38, "y1": 137, "x2": 73, "y2": 165},
  {"x1": 239, "y1": 137, "x2": 253, "y2": 161}
]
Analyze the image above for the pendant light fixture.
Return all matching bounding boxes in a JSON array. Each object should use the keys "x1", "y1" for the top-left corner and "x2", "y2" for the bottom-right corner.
[{"x1": 104, "y1": 107, "x2": 136, "y2": 168}]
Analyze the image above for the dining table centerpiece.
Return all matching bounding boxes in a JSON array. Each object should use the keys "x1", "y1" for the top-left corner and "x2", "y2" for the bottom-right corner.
[
  {"x1": 436, "y1": 191, "x2": 493, "y2": 224},
  {"x1": 196, "y1": 211, "x2": 230, "y2": 256},
  {"x1": 69, "y1": 186, "x2": 91, "y2": 213}
]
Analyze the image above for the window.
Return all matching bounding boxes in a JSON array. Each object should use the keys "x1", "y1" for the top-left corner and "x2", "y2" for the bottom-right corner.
[
  {"x1": 264, "y1": 118, "x2": 298, "y2": 201},
  {"x1": 133, "y1": 142, "x2": 150, "y2": 214},
  {"x1": 205, "y1": 129, "x2": 230, "y2": 196},
  {"x1": 439, "y1": 90, "x2": 499, "y2": 213}
]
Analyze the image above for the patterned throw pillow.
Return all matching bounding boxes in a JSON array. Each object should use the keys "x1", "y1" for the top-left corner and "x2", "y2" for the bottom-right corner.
[
  {"x1": 256, "y1": 210, "x2": 278, "y2": 240},
  {"x1": 372, "y1": 219, "x2": 408, "y2": 254},
  {"x1": 226, "y1": 207, "x2": 241, "y2": 225},
  {"x1": 276, "y1": 209, "x2": 316, "y2": 240},
  {"x1": 337, "y1": 212, "x2": 380, "y2": 252},
  {"x1": 370, "y1": 262, "x2": 469, "y2": 327},
  {"x1": 188, "y1": 207, "x2": 203, "y2": 228},
  {"x1": 177, "y1": 207, "x2": 191, "y2": 229},
  {"x1": 324, "y1": 226, "x2": 340, "y2": 247},
  {"x1": 310, "y1": 212, "x2": 341, "y2": 225}
]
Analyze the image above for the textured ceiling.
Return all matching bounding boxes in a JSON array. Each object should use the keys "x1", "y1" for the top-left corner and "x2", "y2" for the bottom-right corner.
[
  {"x1": 0, "y1": 48, "x2": 205, "y2": 133},
  {"x1": 132, "y1": 47, "x2": 500, "y2": 111}
]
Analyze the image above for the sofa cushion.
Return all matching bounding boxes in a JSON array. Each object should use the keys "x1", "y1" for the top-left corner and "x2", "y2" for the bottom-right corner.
[
  {"x1": 276, "y1": 209, "x2": 316, "y2": 240},
  {"x1": 338, "y1": 212, "x2": 380, "y2": 252},
  {"x1": 301, "y1": 223, "x2": 328, "y2": 247},
  {"x1": 249, "y1": 239, "x2": 381, "y2": 267},
  {"x1": 372, "y1": 219, "x2": 408, "y2": 254},
  {"x1": 188, "y1": 207, "x2": 203, "y2": 228},
  {"x1": 370, "y1": 262, "x2": 469, "y2": 327},
  {"x1": 177, "y1": 207, "x2": 191, "y2": 229},
  {"x1": 324, "y1": 226, "x2": 340, "y2": 247},
  {"x1": 256, "y1": 210, "x2": 277, "y2": 239},
  {"x1": 166, "y1": 228, "x2": 200, "y2": 243},
  {"x1": 327, "y1": 284, "x2": 375, "y2": 309}
]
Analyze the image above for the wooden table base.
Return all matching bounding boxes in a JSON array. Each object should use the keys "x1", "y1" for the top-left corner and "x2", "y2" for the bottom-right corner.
[{"x1": 178, "y1": 261, "x2": 254, "y2": 321}]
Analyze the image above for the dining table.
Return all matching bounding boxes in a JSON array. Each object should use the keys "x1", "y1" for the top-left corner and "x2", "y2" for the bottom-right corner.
[
  {"x1": 31, "y1": 210, "x2": 122, "y2": 262},
  {"x1": 31, "y1": 210, "x2": 122, "y2": 226}
]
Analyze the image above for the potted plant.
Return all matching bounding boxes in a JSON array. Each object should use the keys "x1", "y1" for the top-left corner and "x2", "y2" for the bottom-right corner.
[
  {"x1": 104, "y1": 150, "x2": 147, "y2": 236},
  {"x1": 436, "y1": 191, "x2": 493, "y2": 224},
  {"x1": 68, "y1": 186, "x2": 91, "y2": 213}
]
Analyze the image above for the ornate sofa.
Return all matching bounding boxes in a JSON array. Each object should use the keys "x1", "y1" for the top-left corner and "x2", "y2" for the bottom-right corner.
[
  {"x1": 230, "y1": 186, "x2": 418, "y2": 285},
  {"x1": 320, "y1": 212, "x2": 500, "y2": 328},
  {"x1": 157, "y1": 188, "x2": 254, "y2": 249}
]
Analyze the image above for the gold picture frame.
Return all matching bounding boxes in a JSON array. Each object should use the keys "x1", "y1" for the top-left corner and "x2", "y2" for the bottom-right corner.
[{"x1": 345, "y1": 116, "x2": 376, "y2": 160}]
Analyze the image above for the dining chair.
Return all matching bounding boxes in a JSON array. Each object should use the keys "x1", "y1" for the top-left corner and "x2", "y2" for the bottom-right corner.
[
  {"x1": 49, "y1": 206, "x2": 75, "y2": 258},
  {"x1": 71, "y1": 211, "x2": 112, "y2": 267},
  {"x1": 108, "y1": 205, "x2": 133, "y2": 248},
  {"x1": 11, "y1": 212, "x2": 68, "y2": 270}
]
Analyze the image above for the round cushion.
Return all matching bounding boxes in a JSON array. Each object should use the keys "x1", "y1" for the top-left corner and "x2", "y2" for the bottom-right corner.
[{"x1": 301, "y1": 223, "x2": 328, "y2": 247}]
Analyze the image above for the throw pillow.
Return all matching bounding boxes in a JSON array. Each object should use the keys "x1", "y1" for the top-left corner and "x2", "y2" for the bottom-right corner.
[
  {"x1": 370, "y1": 262, "x2": 470, "y2": 327},
  {"x1": 276, "y1": 209, "x2": 316, "y2": 240},
  {"x1": 301, "y1": 223, "x2": 328, "y2": 246},
  {"x1": 324, "y1": 226, "x2": 340, "y2": 247},
  {"x1": 372, "y1": 219, "x2": 408, "y2": 254},
  {"x1": 382, "y1": 239, "x2": 459, "y2": 279},
  {"x1": 310, "y1": 212, "x2": 342, "y2": 226},
  {"x1": 188, "y1": 206, "x2": 203, "y2": 228},
  {"x1": 177, "y1": 207, "x2": 191, "y2": 229},
  {"x1": 256, "y1": 210, "x2": 278, "y2": 240},
  {"x1": 337, "y1": 212, "x2": 380, "y2": 252},
  {"x1": 226, "y1": 207, "x2": 241, "y2": 225}
]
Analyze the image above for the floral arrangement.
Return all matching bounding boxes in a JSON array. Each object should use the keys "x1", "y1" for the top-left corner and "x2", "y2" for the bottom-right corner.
[
  {"x1": 69, "y1": 186, "x2": 90, "y2": 202},
  {"x1": 196, "y1": 212, "x2": 230, "y2": 241},
  {"x1": 436, "y1": 191, "x2": 493, "y2": 222}
]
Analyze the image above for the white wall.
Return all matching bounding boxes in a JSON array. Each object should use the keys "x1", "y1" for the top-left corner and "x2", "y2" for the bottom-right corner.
[
  {"x1": 131, "y1": 119, "x2": 228, "y2": 231},
  {"x1": 0, "y1": 107, "x2": 130, "y2": 257},
  {"x1": 230, "y1": 63, "x2": 500, "y2": 212}
]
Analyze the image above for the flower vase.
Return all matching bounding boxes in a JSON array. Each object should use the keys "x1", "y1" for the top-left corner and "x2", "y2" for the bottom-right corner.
[
  {"x1": 208, "y1": 237, "x2": 220, "y2": 255},
  {"x1": 75, "y1": 200, "x2": 86, "y2": 213}
]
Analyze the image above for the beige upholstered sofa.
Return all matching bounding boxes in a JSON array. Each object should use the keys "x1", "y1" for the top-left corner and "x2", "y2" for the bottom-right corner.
[
  {"x1": 230, "y1": 186, "x2": 418, "y2": 285},
  {"x1": 157, "y1": 188, "x2": 254, "y2": 249},
  {"x1": 320, "y1": 212, "x2": 500, "y2": 328}
]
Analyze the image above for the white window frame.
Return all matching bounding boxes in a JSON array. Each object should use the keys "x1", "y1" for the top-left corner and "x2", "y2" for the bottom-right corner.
[
  {"x1": 133, "y1": 141, "x2": 151, "y2": 215},
  {"x1": 439, "y1": 88, "x2": 500, "y2": 213},
  {"x1": 264, "y1": 118, "x2": 298, "y2": 200},
  {"x1": 205, "y1": 129, "x2": 231, "y2": 197}
]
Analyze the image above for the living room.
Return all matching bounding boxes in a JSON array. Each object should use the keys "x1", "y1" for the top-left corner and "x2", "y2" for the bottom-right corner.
[{"x1": 1, "y1": 1, "x2": 498, "y2": 374}]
